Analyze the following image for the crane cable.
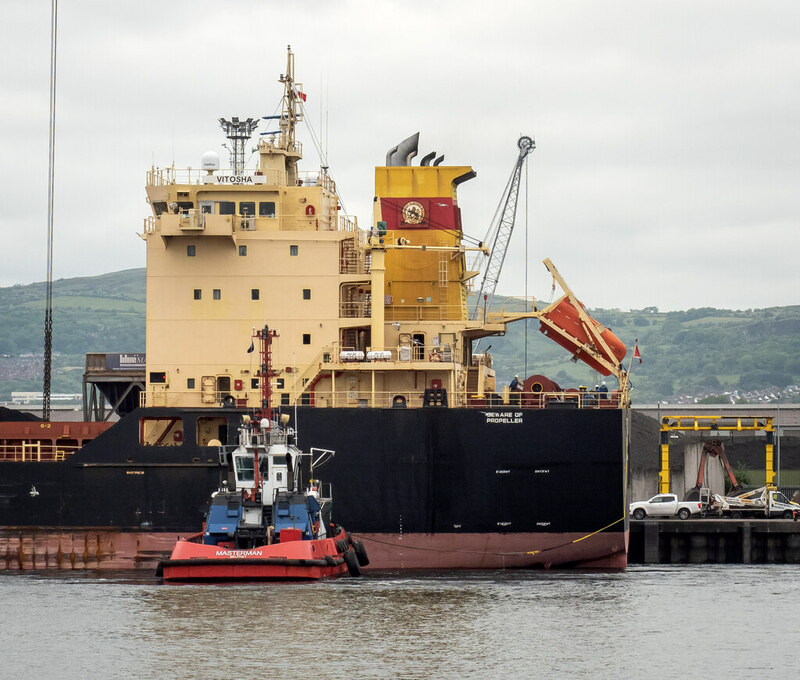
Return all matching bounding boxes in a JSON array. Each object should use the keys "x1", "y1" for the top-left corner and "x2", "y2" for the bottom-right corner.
[{"x1": 43, "y1": 0, "x2": 58, "y2": 421}]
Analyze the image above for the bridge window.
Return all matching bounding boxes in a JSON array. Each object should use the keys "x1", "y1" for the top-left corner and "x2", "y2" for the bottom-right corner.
[
  {"x1": 187, "y1": 378, "x2": 195, "y2": 389},
  {"x1": 303, "y1": 334, "x2": 311, "y2": 345},
  {"x1": 218, "y1": 201, "x2": 235, "y2": 215},
  {"x1": 259, "y1": 201, "x2": 276, "y2": 217},
  {"x1": 187, "y1": 245, "x2": 196, "y2": 257},
  {"x1": 251, "y1": 289, "x2": 259, "y2": 300},
  {"x1": 290, "y1": 245, "x2": 299, "y2": 256},
  {"x1": 239, "y1": 202, "x2": 255, "y2": 216},
  {"x1": 239, "y1": 245, "x2": 247, "y2": 256},
  {"x1": 303, "y1": 288, "x2": 311, "y2": 300},
  {"x1": 193, "y1": 289, "x2": 202, "y2": 300},
  {"x1": 213, "y1": 289, "x2": 221, "y2": 300}
]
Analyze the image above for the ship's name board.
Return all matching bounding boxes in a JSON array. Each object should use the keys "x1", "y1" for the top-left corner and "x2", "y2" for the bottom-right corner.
[
  {"x1": 483, "y1": 411, "x2": 523, "y2": 424},
  {"x1": 214, "y1": 175, "x2": 267, "y2": 185},
  {"x1": 215, "y1": 550, "x2": 264, "y2": 557}
]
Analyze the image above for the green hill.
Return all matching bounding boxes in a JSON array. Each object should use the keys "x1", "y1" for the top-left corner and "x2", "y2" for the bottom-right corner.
[
  {"x1": 0, "y1": 269, "x2": 145, "y2": 398},
  {"x1": 484, "y1": 300, "x2": 800, "y2": 404},
  {"x1": 1, "y1": 270, "x2": 798, "y2": 404}
]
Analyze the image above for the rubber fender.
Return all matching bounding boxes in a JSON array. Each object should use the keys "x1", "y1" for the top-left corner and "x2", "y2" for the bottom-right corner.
[
  {"x1": 343, "y1": 550, "x2": 361, "y2": 577},
  {"x1": 353, "y1": 540, "x2": 370, "y2": 567}
]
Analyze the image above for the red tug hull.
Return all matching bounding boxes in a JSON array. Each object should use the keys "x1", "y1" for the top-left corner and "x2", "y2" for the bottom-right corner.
[{"x1": 160, "y1": 533, "x2": 350, "y2": 582}]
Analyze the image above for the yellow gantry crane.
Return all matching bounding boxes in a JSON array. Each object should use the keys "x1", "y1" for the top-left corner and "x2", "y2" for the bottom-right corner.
[{"x1": 657, "y1": 415, "x2": 776, "y2": 494}]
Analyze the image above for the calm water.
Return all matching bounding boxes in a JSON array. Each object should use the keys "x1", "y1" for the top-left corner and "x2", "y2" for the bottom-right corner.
[{"x1": 1, "y1": 566, "x2": 798, "y2": 679}]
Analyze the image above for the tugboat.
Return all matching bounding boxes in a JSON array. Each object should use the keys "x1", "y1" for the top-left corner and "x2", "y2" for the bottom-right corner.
[{"x1": 158, "y1": 326, "x2": 367, "y2": 582}]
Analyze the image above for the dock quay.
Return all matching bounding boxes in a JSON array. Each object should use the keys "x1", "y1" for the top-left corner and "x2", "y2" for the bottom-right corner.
[{"x1": 628, "y1": 518, "x2": 800, "y2": 564}]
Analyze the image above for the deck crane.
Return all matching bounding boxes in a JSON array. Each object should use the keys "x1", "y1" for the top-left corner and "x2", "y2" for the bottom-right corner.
[{"x1": 470, "y1": 135, "x2": 535, "y2": 319}]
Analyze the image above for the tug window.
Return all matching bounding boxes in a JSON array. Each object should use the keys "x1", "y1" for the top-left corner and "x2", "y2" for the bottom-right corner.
[
  {"x1": 259, "y1": 201, "x2": 276, "y2": 217},
  {"x1": 218, "y1": 201, "x2": 235, "y2": 215},
  {"x1": 234, "y1": 455, "x2": 255, "y2": 482},
  {"x1": 290, "y1": 244, "x2": 299, "y2": 256},
  {"x1": 187, "y1": 245, "x2": 196, "y2": 257},
  {"x1": 193, "y1": 289, "x2": 202, "y2": 300},
  {"x1": 251, "y1": 289, "x2": 259, "y2": 300},
  {"x1": 239, "y1": 202, "x2": 255, "y2": 216}
]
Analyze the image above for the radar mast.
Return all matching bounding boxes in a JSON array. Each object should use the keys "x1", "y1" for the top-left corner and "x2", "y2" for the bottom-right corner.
[{"x1": 278, "y1": 45, "x2": 304, "y2": 152}]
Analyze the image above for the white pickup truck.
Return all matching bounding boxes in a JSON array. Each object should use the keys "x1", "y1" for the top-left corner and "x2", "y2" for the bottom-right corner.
[{"x1": 629, "y1": 493, "x2": 703, "y2": 520}]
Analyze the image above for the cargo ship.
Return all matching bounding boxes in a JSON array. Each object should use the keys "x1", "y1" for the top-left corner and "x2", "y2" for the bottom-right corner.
[{"x1": 1, "y1": 48, "x2": 634, "y2": 570}]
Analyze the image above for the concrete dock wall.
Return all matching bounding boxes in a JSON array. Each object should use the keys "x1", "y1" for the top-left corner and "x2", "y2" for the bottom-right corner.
[{"x1": 629, "y1": 519, "x2": 800, "y2": 564}]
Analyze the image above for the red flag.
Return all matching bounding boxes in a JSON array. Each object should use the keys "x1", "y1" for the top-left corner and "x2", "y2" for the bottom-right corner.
[
  {"x1": 293, "y1": 86, "x2": 307, "y2": 102},
  {"x1": 633, "y1": 343, "x2": 642, "y2": 364}
]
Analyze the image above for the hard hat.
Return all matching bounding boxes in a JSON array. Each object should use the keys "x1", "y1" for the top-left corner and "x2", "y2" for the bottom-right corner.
[{"x1": 514, "y1": 375, "x2": 519, "y2": 378}]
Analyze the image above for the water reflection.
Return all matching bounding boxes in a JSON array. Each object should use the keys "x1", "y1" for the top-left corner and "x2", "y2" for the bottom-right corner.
[{"x1": 2, "y1": 567, "x2": 798, "y2": 678}]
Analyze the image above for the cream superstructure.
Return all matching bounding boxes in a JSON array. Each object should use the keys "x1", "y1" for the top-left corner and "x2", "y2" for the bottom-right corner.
[{"x1": 142, "y1": 47, "x2": 627, "y2": 412}]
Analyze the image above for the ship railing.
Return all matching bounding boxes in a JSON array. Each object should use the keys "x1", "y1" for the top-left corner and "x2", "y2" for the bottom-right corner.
[
  {"x1": 135, "y1": 386, "x2": 622, "y2": 411},
  {"x1": 0, "y1": 441, "x2": 77, "y2": 462},
  {"x1": 339, "y1": 301, "x2": 372, "y2": 318},
  {"x1": 338, "y1": 214, "x2": 358, "y2": 232},
  {"x1": 384, "y1": 304, "x2": 467, "y2": 322},
  {"x1": 296, "y1": 170, "x2": 337, "y2": 194},
  {"x1": 317, "y1": 343, "x2": 456, "y2": 364},
  {"x1": 466, "y1": 389, "x2": 623, "y2": 410},
  {"x1": 139, "y1": 389, "x2": 255, "y2": 409},
  {"x1": 146, "y1": 166, "x2": 289, "y2": 186},
  {"x1": 143, "y1": 216, "x2": 156, "y2": 234}
]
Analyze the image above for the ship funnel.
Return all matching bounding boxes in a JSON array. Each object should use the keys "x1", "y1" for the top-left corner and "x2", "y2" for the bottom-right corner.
[
  {"x1": 420, "y1": 151, "x2": 436, "y2": 167},
  {"x1": 386, "y1": 132, "x2": 420, "y2": 166},
  {"x1": 433, "y1": 155, "x2": 445, "y2": 166}
]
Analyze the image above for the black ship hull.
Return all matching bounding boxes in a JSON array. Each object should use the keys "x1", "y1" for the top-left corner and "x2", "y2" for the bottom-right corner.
[{"x1": 0, "y1": 405, "x2": 630, "y2": 570}]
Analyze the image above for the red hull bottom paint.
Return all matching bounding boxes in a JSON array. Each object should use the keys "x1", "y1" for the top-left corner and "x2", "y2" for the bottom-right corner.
[
  {"x1": 354, "y1": 531, "x2": 629, "y2": 569},
  {"x1": 0, "y1": 529, "x2": 177, "y2": 570},
  {"x1": 2, "y1": 528, "x2": 627, "y2": 571}
]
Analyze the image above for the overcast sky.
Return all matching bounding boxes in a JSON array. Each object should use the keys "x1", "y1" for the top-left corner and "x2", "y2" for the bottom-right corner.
[{"x1": 2, "y1": 0, "x2": 798, "y2": 311}]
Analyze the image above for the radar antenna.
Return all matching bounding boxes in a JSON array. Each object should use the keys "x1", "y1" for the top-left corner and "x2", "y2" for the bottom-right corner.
[
  {"x1": 471, "y1": 135, "x2": 535, "y2": 319},
  {"x1": 218, "y1": 117, "x2": 259, "y2": 174}
]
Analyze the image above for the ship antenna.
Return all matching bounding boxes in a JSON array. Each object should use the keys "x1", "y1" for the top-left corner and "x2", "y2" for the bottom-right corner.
[
  {"x1": 277, "y1": 45, "x2": 303, "y2": 153},
  {"x1": 42, "y1": 0, "x2": 58, "y2": 421}
]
